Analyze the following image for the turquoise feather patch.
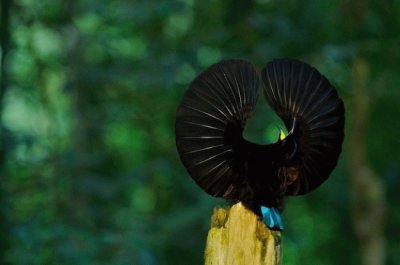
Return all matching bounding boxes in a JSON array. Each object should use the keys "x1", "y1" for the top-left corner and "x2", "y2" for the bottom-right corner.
[{"x1": 261, "y1": 206, "x2": 284, "y2": 230}]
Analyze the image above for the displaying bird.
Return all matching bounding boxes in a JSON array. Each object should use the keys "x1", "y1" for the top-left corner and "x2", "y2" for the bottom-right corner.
[{"x1": 175, "y1": 59, "x2": 344, "y2": 230}]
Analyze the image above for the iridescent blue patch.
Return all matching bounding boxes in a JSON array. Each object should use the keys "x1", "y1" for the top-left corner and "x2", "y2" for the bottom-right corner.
[{"x1": 261, "y1": 206, "x2": 284, "y2": 230}]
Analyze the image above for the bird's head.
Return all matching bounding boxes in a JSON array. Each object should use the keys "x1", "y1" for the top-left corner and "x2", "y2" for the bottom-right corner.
[{"x1": 276, "y1": 119, "x2": 299, "y2": 163}]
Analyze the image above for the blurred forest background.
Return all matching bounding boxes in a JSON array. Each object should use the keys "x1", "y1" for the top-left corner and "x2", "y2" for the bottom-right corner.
[{"x1": 1, "y1": 0, "x2": 399, "y2": 264}]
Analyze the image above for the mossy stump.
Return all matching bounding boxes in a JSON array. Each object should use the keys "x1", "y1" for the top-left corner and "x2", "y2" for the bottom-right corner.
[{"x1": 205, "y1": 202, "x2": 282, "y2": 265}]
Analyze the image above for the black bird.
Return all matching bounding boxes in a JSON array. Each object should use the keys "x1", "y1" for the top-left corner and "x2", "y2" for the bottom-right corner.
[{"x1": 175, "y1": 59, "x2": 344, "y2": 230}]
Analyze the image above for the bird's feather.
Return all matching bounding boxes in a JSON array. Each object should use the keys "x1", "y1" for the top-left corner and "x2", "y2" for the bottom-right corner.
[
  {"x1": 261, "y1": 59, "x2": 345, "y2": 195},
  {"x1": 175, "y1": 59, "x2": 259, "y2": 197}
]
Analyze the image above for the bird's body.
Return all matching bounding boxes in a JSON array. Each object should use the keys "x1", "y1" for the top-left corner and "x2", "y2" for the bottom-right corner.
[
  {"x1": 223, "y1": 122, "x2": 297, "y2": 213},
  {"x1": 175, "y1": 59, "x2": 344, "y2": 230}
]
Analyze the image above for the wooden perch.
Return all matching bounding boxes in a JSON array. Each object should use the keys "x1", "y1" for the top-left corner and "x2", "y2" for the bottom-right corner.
[{"x1": 204, "y1": 202, "x2": 282, "y2": 265}]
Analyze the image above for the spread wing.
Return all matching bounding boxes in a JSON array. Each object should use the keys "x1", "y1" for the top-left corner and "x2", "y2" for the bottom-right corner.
[
  {"x1": 175, "y1": 59, "x2": 259, "y2": 197},
  {"x1": 261, "y1": 59, "x2": 345, "y2": 195}
]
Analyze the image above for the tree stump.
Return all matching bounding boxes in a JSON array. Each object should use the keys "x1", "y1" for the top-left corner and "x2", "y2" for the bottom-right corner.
[{"x1": 205, "y1": 202, "x2": 282, "y2": 265}]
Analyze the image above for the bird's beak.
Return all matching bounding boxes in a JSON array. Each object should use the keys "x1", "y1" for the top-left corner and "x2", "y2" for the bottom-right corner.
[{"x1": 279, "y1": 129, "x2": 286, "y2": 141}]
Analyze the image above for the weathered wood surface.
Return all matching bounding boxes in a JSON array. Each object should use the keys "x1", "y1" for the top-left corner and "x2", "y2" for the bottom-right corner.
[{"x1": 205, "y1": 202, "x2": 282, "y2": 265}]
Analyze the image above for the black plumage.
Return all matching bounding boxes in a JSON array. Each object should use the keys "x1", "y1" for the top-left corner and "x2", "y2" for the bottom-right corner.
[{"x1": 175, "y1": 59, "x2": 344, "y2": 214}]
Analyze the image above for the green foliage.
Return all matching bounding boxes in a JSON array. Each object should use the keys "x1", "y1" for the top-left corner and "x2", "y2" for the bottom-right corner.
[{"x1": 1, "y1": 0, "x2": 400, "y2": 264}]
